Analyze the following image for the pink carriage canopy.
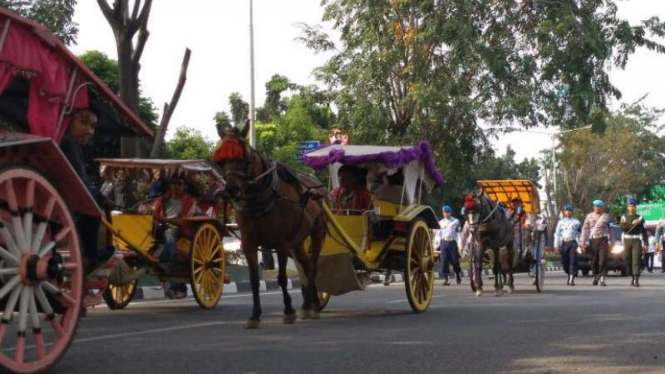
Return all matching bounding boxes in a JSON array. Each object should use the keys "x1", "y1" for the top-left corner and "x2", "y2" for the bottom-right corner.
[{"x1": 0, "y1": 8, "x2": 153, "y2": 141}]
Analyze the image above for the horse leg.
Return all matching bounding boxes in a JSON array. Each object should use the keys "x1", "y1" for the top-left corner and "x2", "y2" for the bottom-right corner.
[
  {"x1": 475, "y1": 246, "x2": 484, "y2": 297},
  {"x1": 292, "y1": 244, "x2": 313, "y2": 319},
  {"x1": 500, "y1": 246, "x2": 515, "y2": 294},
  {"x1": 243, "y1": 244, "x2": 262, "y2": 328},
  {"x1": 306, "y1": 214, "x2": 326, "y2": 319},
  {"x1": 277, "y1": 248, "x2": 296, "y2": 324},
  {"x1": 493, "y1": 249, "x2": 502, "y2": 296}
]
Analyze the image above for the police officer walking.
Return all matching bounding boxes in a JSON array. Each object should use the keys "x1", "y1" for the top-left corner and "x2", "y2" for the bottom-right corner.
[
  {"x1": 579, "y1": 200, "x2": 614, "y2": 287},
  {"x1": 620, "y1": 199, "x2": 648, "y2": 287},
  {"x1": 435, "y1": 205, "x2": 462, "y2": 286},
  {"x1": 554, "y1": 204, "x2": 581, "y2": 286}
]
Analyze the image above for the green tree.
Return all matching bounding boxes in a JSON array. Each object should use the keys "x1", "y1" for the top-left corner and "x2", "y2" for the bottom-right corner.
[
  {"x1": 79, "y1": 50, "x2": 158, "y2": 131},
  {"x1": 228, "y1": 92, "x2": 249, "y2": 126},
  {"x1": 556, "y1": 102, "x2": 665, "y2": 218},
  {"x1": 301, "y1": 0, "x2": 665, "y2": 208},
  {"x1": 1, "y1": 0, "x2": 78, "y2": 45},
  {"x1": 256, "y1": 74, "x2": 298, "y2": 122},
  {"x1": 164, "y1": 126, "x2": 214, "y2": 161}
]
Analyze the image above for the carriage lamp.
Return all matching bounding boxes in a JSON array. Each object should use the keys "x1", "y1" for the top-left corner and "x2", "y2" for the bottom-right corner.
[{"x1": 611, "y1": 244, "x2": 625, "y2": 254}]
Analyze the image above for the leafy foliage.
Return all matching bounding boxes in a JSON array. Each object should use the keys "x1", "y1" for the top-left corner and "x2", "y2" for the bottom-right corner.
[
  {"x1": 79, "y1": 50, "x2": 159, "y2": 131},
  {"x1": 1, "y1": 0, "x2": 78, "y2": 45},
  {"x1": 164, "y1": 126, "x2": 214, "y2": 161},
  {"x1": 556, "y1": 102, "x2": 665, "y2": 218}
]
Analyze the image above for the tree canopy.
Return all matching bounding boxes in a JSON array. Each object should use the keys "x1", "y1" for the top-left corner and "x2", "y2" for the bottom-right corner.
[
  {"x1": 556, "y1": 101, "x2": 665, "y2": 217},
  {"x1": 164, "y1": 126, "x2": 214, "y2": 161},
  {"x1": 1, "y1": 0, "x2": 78, "y2": 45}
]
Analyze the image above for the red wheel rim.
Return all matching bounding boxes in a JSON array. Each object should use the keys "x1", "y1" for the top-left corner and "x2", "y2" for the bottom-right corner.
[{"x1": 0, "y1": 168, "x2": 82, "y2": 373}]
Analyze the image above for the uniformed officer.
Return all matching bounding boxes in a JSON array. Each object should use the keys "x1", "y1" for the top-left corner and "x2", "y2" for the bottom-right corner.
[
  {"x1": 579, "y1": 200, "x2": 615, "y2": 286},
  {"x1": 554, "y1": 204, "x2": 581, "y2": 286},
  {"x1": 434, "y1": 205, "x2": 462, "y2": 285},
  {"x1": 620, "y1": 199, "x2": 649, "y2": 287}
]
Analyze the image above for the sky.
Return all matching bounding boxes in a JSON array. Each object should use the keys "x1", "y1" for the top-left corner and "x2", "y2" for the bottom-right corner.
[{"x1": 72, "y1": 0, "x2": 665, "y2": 161}]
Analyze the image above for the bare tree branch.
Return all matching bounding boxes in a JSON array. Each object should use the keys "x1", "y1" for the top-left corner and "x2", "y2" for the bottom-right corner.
[
  {"x1": 131, "y1": 0, "x2": 142, "y2": 22},
  {"x1": 97, "y1": 0, "x2": 119, "y2": 28},
  {"x1": 150, "y1": 48, "x2": 192, "y2": 158}
]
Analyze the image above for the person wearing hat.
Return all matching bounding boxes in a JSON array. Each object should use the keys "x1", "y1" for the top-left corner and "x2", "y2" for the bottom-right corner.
[
  {"x1": 579, "y1": 200, "x2": 615, "y2": 286},
  {"x1": 434, "y1": 205, "x2": 462, "y2": 285},
  {"x1": 554, "y1": 204, "x2": 582, "y2": 286},
  {"x1": 620, "y1": 199, "x2": 648, "y2": 287}
]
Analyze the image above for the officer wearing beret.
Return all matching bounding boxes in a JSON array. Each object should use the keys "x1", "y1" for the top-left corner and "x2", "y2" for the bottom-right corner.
[
  {"x1": 434, "y1": 205, "x2": 462, "y2": 285},
  {"x1": 554, "y1": 204, "x2": 581, "y2": 286},
  {"x1": 620, "y1": 199, "x2": 648, "y2": 287},
  {"x1": 579, "y1": 200, "x2": 615, "y2": 286}
]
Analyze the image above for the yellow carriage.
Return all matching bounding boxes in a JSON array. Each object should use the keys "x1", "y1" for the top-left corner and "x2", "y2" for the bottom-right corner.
[
  {"x1": 303, "y1": 142, "x2": 443, "y2": 313},
  {"x1": 96, "y1": 159, "x2": 228, "y2": 309},
  {"x1": 475, "y1": 179, "x2": 546, "y2": 292}
]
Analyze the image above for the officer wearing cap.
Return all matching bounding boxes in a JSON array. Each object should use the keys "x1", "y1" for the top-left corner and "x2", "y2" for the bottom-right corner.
[
  {"x1": 579, "y1": 200, "x2": 615, "y2": 286},
  {"x1": 554, "y1": 204, "x2": 581, "y2": 286},
  {"x1": 620, "y1": 199, "x2": 648, "y2": 287},
  {"x1": 434, "y1": 205, "x2": 462, "y2": 285}
]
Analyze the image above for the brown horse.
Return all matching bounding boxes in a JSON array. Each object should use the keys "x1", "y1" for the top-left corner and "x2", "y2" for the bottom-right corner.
[
  {"x1": 214, "y1": 122, "x2": 328, "y2": 328},
  {"x1": 464, "y1": 192, "x2": 516, "y2": 296}
]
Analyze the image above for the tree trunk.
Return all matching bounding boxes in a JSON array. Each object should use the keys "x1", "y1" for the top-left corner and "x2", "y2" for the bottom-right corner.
[{"x1": 150, "y1": 48, "x2": 192, "y2": 158}]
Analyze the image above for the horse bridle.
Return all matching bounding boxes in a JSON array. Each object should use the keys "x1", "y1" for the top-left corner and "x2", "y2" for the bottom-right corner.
[{"x1": 468, "y1": 197, "x2": 501, "y2": 229}]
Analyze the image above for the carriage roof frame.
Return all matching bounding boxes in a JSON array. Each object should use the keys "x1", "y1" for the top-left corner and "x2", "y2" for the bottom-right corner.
[{"x1": 477, "y1": 179, "x2": 541, "y2": 214}]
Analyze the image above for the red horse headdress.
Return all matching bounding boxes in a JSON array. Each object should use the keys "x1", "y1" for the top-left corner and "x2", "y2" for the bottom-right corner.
[
  {"x1": 213, "y1": 138, "x2": 245, "y2": 163},
  {"x1": 463, "y1": 194, "x2": 477, "y2": 211}
]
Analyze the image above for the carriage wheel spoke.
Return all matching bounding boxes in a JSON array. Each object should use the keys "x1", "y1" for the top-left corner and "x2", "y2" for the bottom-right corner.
[
  {"x1": 5, "y1": 179, "x2": 29, "y2": 254},
  {"x1": 42, "y1": 282, "x2": 76, "y2": 307},
  {"x1": 0, "y1": 275, "x2": 21, "y2": 299},
  {"x1": 31, "y1": 197, "x2": 56, "y2": 253},
  {"x1": 0, "y1": 222, "x2": 21, "y2": 257},
  {"x1": 0, "y1": 247, "x2": 18, "y2": 266}
]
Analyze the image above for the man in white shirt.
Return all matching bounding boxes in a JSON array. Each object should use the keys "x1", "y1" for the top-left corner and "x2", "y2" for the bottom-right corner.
[
  {"x1": 645, "y1": 229, "x2": 656, "y2": 273},
  {"x1": 435, "y1": 205, "x2": 462, "y2": 285}
]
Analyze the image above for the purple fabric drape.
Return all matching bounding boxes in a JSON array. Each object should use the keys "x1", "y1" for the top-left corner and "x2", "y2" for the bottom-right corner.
[{"x1": 303, "y1": 141, "x2": 444, "y2": 186}]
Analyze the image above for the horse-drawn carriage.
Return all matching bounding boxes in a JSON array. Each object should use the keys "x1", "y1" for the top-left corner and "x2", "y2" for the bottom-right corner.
[
  {"x1": 0, "y1": 8, "x2": 230, "y2": 373},
  {"x1": 303, "y1": 143, "x2": 443, "y2": 313},
  {"x1": 93, "y1": 158, "x2": 227, "y2": 310},
  {"x1": 465, "y1": 179, "x2": 546, "y2": 295}
]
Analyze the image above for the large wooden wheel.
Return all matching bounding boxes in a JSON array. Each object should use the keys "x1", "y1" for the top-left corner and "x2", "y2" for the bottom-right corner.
[
  {"x1": 103, "y1": 278, "x2": 137, "y2": 310},
  {"x1": 0, "y1": 166, "x2": 83, "y2": 374},
  {"x1": 404, "y1": 219, "x2": 434, "y2": 313},
  {"x1": 190, "y1": 223, "x2": 225, "y2": 309}
]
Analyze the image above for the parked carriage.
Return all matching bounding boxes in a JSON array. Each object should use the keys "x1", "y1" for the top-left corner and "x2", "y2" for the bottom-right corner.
[
  {"x1": 303, "y1": 143, "x2": 443, "y2": 313},
  {"x1": 471, "y1": 180, "x2": 546, "y2": 293}
]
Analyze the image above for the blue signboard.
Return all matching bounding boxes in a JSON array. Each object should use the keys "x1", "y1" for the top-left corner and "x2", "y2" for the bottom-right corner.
[{"x1": 297, "y1": 141, "x2": 320, "y2": 162}]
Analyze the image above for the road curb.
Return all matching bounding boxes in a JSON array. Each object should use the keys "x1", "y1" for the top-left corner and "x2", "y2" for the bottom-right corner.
[{"x1": 134, "y1": 278, "x2": 302, "y2": 300}]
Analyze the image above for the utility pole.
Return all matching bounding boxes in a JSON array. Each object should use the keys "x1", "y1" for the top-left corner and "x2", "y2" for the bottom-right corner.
[{"x1": 249, "y1": 0, "x2": 257, "y2": 147}]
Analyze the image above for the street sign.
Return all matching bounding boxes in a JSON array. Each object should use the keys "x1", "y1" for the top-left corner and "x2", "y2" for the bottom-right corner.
[
  {"x1": 637, "y1": 202, "x2": 665, "y2": 225},
  {"x1": 297, "y1": 140, "x2": 320, "y2": 162}
]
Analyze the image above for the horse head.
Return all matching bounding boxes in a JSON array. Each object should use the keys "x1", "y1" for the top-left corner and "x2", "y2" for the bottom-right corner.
[
  {"x1": 213, "y1": 120, "x2": 260, "y2": 199},
  {"x1": 464, "y1": 193, "x2": 482, "y2": 228}
]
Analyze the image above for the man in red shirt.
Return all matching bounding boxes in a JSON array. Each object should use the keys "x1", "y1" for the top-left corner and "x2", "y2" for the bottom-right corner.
[
  {"x1": 331, "y1": 165, "x2": 372, "y2": 213},
  {"x1": 153, "y1": 177, "x2": 198, "y2": 299}
]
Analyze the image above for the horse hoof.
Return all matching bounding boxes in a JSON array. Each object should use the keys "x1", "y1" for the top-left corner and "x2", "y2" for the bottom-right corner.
[
  {"x1": 245, "y1": 319, "x2": 261, "y2": 329},
  {"x1": 283, "y1": 313, "x2": 297, "y2": 325},
  {"x1": 494, "y1": 290, "x2": 502, "y2": 297},
  {"x1": 475, "y1": 290, "x2": 483, "y2": 297},
  {"x1": 507, "y1": 286, "x2": 515, "y2": 294},
  {"x1": 300, "y1": 309, "x2": 312, "y2": 320}
]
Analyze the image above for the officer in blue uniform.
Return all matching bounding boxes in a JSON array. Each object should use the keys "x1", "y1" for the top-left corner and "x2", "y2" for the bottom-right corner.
[
  {"x1": 554, "y1": 204, "x2": 581, "y2": 286},
  {"x1": 435, "y1": 205, "x2": 462, "y2": 285}
]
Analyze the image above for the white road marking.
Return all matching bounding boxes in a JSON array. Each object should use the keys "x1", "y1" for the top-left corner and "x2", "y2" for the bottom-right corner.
[
  {"x1": 74, "y1": 321, "x2": 238, "y2": 344},
  {"x1": 94, "y1": 291, "x2": 284, "y2": 310}
]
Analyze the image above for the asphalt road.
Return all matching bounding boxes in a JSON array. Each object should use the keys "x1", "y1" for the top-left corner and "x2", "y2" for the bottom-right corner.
[{"x1": 53, "y1": 272, "x2": 665, "y2": 374}]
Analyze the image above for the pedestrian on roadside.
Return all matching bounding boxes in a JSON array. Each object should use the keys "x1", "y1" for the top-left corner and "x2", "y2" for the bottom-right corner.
[
  {"x1": 579, "y1": 200, "x2": 615, "y2": 287},
  {"x1": 645, "y1": 229, "x2": 656, "y2": 273},
  {"x1": 619, "y1": 199, "x2": 648, "y2": 287},
  {"x1": 434, "y1": 205, "x2": 462, "y2": 286},
  {"x1": 657, "y1": 218, "x2": 665, "y2": 273},
  {"x1": 554, "y1": 204, "x2": 581, "y2": 286}
]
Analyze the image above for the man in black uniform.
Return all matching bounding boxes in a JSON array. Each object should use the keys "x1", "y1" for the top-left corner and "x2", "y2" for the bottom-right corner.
[{"x1": 60, "y1": 108, "x2": 114, "y2": 272}]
